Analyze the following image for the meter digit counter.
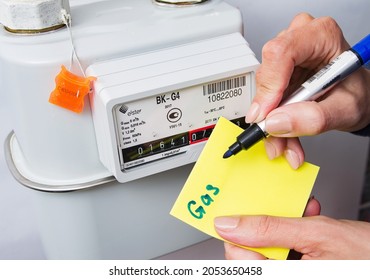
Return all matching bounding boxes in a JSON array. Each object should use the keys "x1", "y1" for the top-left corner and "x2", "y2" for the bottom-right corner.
[{"x1": 87, "y1": 33, "x2": 259, "y2": 183}]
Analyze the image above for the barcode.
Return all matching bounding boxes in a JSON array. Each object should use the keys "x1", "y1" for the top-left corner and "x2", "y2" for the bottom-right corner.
[
  {"x1": 307, "y1": 60, "x2": 335, "y2": 83},
  {"x1": 203, "y1": 76, "x2": 246, "y2": 95}
]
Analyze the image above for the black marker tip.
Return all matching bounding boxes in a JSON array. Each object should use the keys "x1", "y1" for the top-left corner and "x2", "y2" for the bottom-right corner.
[{"x1": 223, "y1": 150, "x2": 233, "y2": 159}]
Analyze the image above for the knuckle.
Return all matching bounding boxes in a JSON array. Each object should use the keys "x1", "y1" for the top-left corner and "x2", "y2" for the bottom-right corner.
[
  {"x1": 315, "y1": 16, "x2": 344, "y2": 44},
  {"x1": 256, "y1": 216, "x2": 279, "y2": 237},
  {"x1": 297, "y1": 102, "x2": 329, "y2": 135},
  {"x1": 319, "y1": 16, "x2": 341, "y2": 33},
  {"x1": 310, "y1": 107, "x2": 329, "y2": 134},
  {"x1": 293, "y1": 12, "x2": 314, "y2": 23},
  {"x1": 255, "y1": 69, "x2": 278, "y2": 95},
  {"x1": 262, "y1": 37, "x2": 290, "y2": 62}
]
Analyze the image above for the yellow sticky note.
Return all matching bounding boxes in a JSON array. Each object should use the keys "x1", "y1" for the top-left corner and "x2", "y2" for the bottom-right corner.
[{"x1": 170, "y1": 117, "x2": 320, "y2": 260}]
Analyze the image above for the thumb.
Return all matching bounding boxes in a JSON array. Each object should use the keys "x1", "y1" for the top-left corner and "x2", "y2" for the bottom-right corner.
[{"x1": 214, "y1": 215, "x2": 317, "y2": 251}]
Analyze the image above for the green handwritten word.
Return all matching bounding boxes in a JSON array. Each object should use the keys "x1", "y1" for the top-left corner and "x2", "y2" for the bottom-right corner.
[{"x1": 187, "y1": 184, "x2": 220, "y2": 219}]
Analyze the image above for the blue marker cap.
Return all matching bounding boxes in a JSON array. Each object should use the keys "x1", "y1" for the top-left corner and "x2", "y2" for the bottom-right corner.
[{"x1": 352, "y1": 34, "x2": 370, "y2": 65}]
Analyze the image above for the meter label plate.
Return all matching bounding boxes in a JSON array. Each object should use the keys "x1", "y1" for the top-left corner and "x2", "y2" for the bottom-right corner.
[{"x1": 113, "y1": 74, "x2": 253, "y2": 169}]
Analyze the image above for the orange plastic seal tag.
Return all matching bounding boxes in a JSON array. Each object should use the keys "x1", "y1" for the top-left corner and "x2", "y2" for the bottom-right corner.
[{"x1": 49, "y1": 65, "x2": 96, "y2": 113}]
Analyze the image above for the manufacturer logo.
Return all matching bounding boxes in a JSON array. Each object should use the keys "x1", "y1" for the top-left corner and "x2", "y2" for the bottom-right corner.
[
  {"x1": 119, "y1": 104, "x2": 129, "y2": 114},
  {"x1": 167, "y1": 108, "x2": 182, "y2": 123}
]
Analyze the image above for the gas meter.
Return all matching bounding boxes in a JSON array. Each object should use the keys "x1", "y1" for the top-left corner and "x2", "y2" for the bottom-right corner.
[{"x1": 0, "y1": 0, "x2": 260, "y2": 260}]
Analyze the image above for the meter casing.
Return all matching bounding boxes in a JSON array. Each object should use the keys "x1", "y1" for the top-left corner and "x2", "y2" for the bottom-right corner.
[
  {"x1": 1, "y1": 0, "x2": 259, "y2": 260},
  {"x1": 87, "y1": 33, "x2": 259, "y2": 183}
]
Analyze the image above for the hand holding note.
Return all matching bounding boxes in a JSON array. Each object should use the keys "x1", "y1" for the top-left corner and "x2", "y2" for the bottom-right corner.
[{"x1": 170, "y1": 117, "x2": 319, "y2": 260}]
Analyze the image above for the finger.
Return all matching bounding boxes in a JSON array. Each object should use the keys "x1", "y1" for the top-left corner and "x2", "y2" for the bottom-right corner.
[
  {"x1": 224, "y1": 243, "x2": 267, "y2": 260},
  {"x1": 284, "y1": 137, "x2": 305, "y2": 169},
  {"x1": 263, "y1": 137, "x2": 287, "y2": 160},
  {"x1": 214, "y1": 215, "x2": 318, "y2": 250},
  {"x1": 303, "y1": 197, "x2": 321, "y2": 217},
  {"x1": 264, "y1": 137, "x2": 304, "y2": 169},
  {"x1": 286, "y1": 13, "x2": 315, "y2": 32},
  {"x1": 265, "y1": 101, "x2": 328, "y2": 137},
  {"x1": 275, "y1": 13, "x2": 314, "y2": 43}
]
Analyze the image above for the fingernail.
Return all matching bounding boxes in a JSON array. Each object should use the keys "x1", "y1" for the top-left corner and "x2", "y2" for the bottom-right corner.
[
  {"x1": 214, "y1": 216, "x2": 240, "y2": 231},
  {"x1": 245, "y1": 103, "x2": 260, "y2": 123},
  {"x1": 264, "y1": 139, "x2": 277, "y2": 160},
  {"x1": 285, "y1": 149, "x2": 301, "y2": 170},
  {"x1": 265, "y1": 112, "x2": 292, "y2": 135}
]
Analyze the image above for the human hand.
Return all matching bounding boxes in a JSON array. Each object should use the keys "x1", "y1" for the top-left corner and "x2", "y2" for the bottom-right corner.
[
  {"x1": 248, "y1": 13, "x2": 370, "y2": 169},
  {"x1": 214, "y1": 198, "x2": 370, "y2": 260}
]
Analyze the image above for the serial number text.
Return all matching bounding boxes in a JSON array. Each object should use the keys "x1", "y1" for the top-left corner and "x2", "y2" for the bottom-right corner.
[{"x1": 207, "y1": 88, "x2": 243, "y2": 103}]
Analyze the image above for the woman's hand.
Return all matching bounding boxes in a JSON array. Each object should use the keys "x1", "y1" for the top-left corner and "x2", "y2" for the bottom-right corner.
[
  {"x1": 248, "y1": 13, "x2": 370, "y2": 169},
  {"x1": 214, "y1": 198, "x2": 370, "y2": 259}
]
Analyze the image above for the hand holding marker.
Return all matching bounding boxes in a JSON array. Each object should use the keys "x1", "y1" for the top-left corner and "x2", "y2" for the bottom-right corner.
[{"x1": 223, "y1": 34, "x2": 370, "y2": 159}]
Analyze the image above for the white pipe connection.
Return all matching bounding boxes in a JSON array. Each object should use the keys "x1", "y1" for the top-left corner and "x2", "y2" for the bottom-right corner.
[{"x1": 0, "y1": 0, "x2": 70, "y2": 33}]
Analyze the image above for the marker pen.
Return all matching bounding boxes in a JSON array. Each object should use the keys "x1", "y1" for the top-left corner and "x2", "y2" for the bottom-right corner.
[{"x1": 223, "y1": 33, "x2": 370, "y2": 159}]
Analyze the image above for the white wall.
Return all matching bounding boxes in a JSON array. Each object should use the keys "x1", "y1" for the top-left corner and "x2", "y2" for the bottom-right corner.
[
  {"x1": 225, "y1": 0, "x2": 369, "y2": 58},
  {"x1": 0, "y1": 0, "x2": 369, "y2": 259}
]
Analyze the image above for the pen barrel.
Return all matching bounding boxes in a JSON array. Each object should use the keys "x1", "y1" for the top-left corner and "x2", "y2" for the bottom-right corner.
[
  {"x1": 352, "y1": 34, "x2": 370, "y2": 65},
  {"x1": 237, "y1": 123, "x2": 266, "y2": 149},
  {"x1": 281, "y1": 50, "x2": 362, "y2": 106}
]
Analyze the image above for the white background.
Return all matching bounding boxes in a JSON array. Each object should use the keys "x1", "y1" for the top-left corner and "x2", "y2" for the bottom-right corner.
[{"x1": 1, "y1": 0, "x2": 369, "y2": 259}]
